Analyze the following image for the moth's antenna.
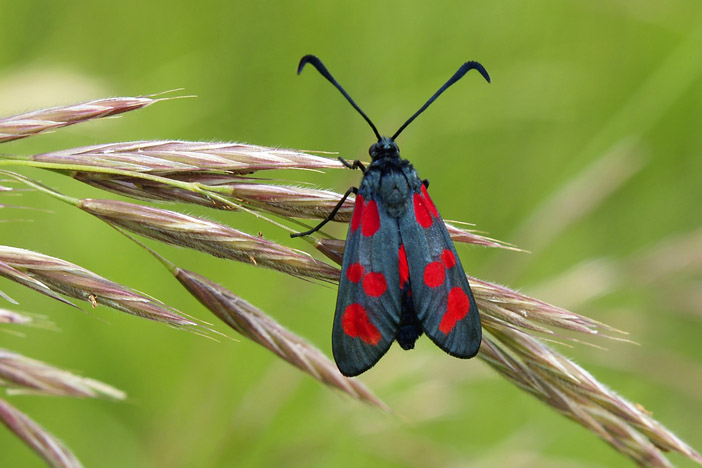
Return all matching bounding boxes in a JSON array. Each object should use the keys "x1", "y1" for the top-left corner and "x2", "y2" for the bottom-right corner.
[
  {"x1": 298, "y1": 55, "x2": 382, "y2": 142},
  {"x1": 392, "y1": 61, "x2": 490, "y2": 140}
]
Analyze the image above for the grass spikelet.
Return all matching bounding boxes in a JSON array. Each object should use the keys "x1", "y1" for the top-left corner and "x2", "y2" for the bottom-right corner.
[
  {"x1": 0, "y1": 246, "x2": 205, "y2": 331},
  {"x1": 444, "y1": 222, "x2": 525, "y2": 251},
  {"x1": 0, "y1": 309, "x2": 55, "y2": 335},
  {"x1": 224, "y1": 183, "x2": 356, "y2": 220},
  {"x1": 32, "y1": 140, "x2": 344, "y2": 173},
  {"x1": 0, "y1": 96, "x2": 161, "y2": 143},
  {"x1": 77, "y1": 198, "x2": 340, "y2": 281},
  {"x1": 0, "y1": 397, "x2": 84, "y2": 468},
  {"x1": 0, "y1": 308, "x2": 33, "y2": 325},
  {"x1": 469, "y1": 275, "x2": 619, "y2": 336},
  {"x1": 0, "y1": 260, "x2": 80, "y2": 310},
  {"x1": 0, "y1": 349, "x2": 125, "y2": 400}
]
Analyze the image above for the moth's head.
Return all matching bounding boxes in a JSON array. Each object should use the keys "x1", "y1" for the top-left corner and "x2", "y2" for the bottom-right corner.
[{"x1": 369, "y1": 137, "x2": 400, "y2": 160}]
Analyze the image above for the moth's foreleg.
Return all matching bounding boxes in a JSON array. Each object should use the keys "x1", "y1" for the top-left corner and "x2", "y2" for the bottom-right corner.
[
  {"x1": 338, "y1": 156, "x2": 366, "y2": 173},
  {"x1": 290, "y1": 186, "x2": 358, "y2": 238}
]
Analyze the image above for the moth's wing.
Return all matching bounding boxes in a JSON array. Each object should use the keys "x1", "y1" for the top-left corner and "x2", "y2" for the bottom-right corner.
[
  {"x1": 399, "y1": 184, "x2": 481, "y2": 358},
  {"x1": 332, "y1": 192, "x2": 402, "y2": 376}
]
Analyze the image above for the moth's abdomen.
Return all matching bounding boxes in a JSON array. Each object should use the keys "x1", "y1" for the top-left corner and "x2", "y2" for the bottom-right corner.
[{"x1": 397, "y1": 244, "x2": 422, "y2": 350}]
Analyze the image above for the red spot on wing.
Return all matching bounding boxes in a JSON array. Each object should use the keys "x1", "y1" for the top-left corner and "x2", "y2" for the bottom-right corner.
[
  {"x1": 350, "y1": 195, "x2": 364, "y2": 231},
  {"x1": 363, "y1": 272, "x2": 387, "y2": 297},
  {"x1": 342, "y1": 303, "x2": 381, "y2": 345},
  {"x1": 441, "y1": 249, "x2": 456, "y2": 269},
  {"x1": 399, "y1": 244, "x2": 409, "y2": 287},
  {"x1": 361, "y1": 199, "x2": 380, "y2": 237},
  {"x1": 423, "y1": 261, "x2": 446, "y2": 288},
  {"x1": 413, "y1": 193, "x2": 433, "y2": 228},
  {"x1": 421, "y1": 184, "x2": 439, "y2": 218},
  {"x1": 346, "y1": 263, "x2": 364, "y2": 283},
  {"x1": 439, "y1": 287, "x2": 471, "y2": 334}
]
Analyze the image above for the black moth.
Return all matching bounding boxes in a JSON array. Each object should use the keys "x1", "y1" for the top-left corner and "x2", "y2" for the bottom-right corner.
[{"x1": 292, "y1": 55, "x2": 490, "y2": 376}]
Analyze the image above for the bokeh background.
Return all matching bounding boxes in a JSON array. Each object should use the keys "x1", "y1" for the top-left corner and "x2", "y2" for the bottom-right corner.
[{"x1": 1, "y1": 1, "x2": 701, "y2": 467}]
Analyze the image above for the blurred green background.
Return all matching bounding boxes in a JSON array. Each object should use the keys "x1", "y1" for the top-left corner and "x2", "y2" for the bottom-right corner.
[{"x1": 1, "y1": 1, "x2": 701, "y2": 467}]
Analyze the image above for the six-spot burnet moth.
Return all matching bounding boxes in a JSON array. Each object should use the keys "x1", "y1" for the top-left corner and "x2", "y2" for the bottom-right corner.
[{"x1": 291, "y1": 55, "x2": 490, "y2": 376}]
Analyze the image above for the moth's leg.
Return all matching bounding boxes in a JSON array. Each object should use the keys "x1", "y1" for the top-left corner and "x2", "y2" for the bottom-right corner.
[
  {"x1": 290, "y1": 186, "x2": 358, "y2": 238},
  {"x1": 338, "y1": 156, "x2": 366, "y2": 173}
]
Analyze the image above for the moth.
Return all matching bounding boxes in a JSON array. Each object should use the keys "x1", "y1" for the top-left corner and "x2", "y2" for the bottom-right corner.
[{"x1": 292, "y1": 55, "x2": 490, "y2": 376}]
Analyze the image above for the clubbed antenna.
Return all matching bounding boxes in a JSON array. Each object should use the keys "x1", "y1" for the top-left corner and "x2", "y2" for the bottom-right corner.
[
  {"x1": 392, "y1": 61, "x2": 490, "y2": 140},
  {"x1": 298, "y1": 55, "x2": 382, "y2": 141}
]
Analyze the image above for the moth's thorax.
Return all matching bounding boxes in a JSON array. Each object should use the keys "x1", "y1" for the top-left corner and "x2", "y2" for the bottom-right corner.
[{"x1": 361, "y1": 156, "x2": 422, "y2": 219}]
